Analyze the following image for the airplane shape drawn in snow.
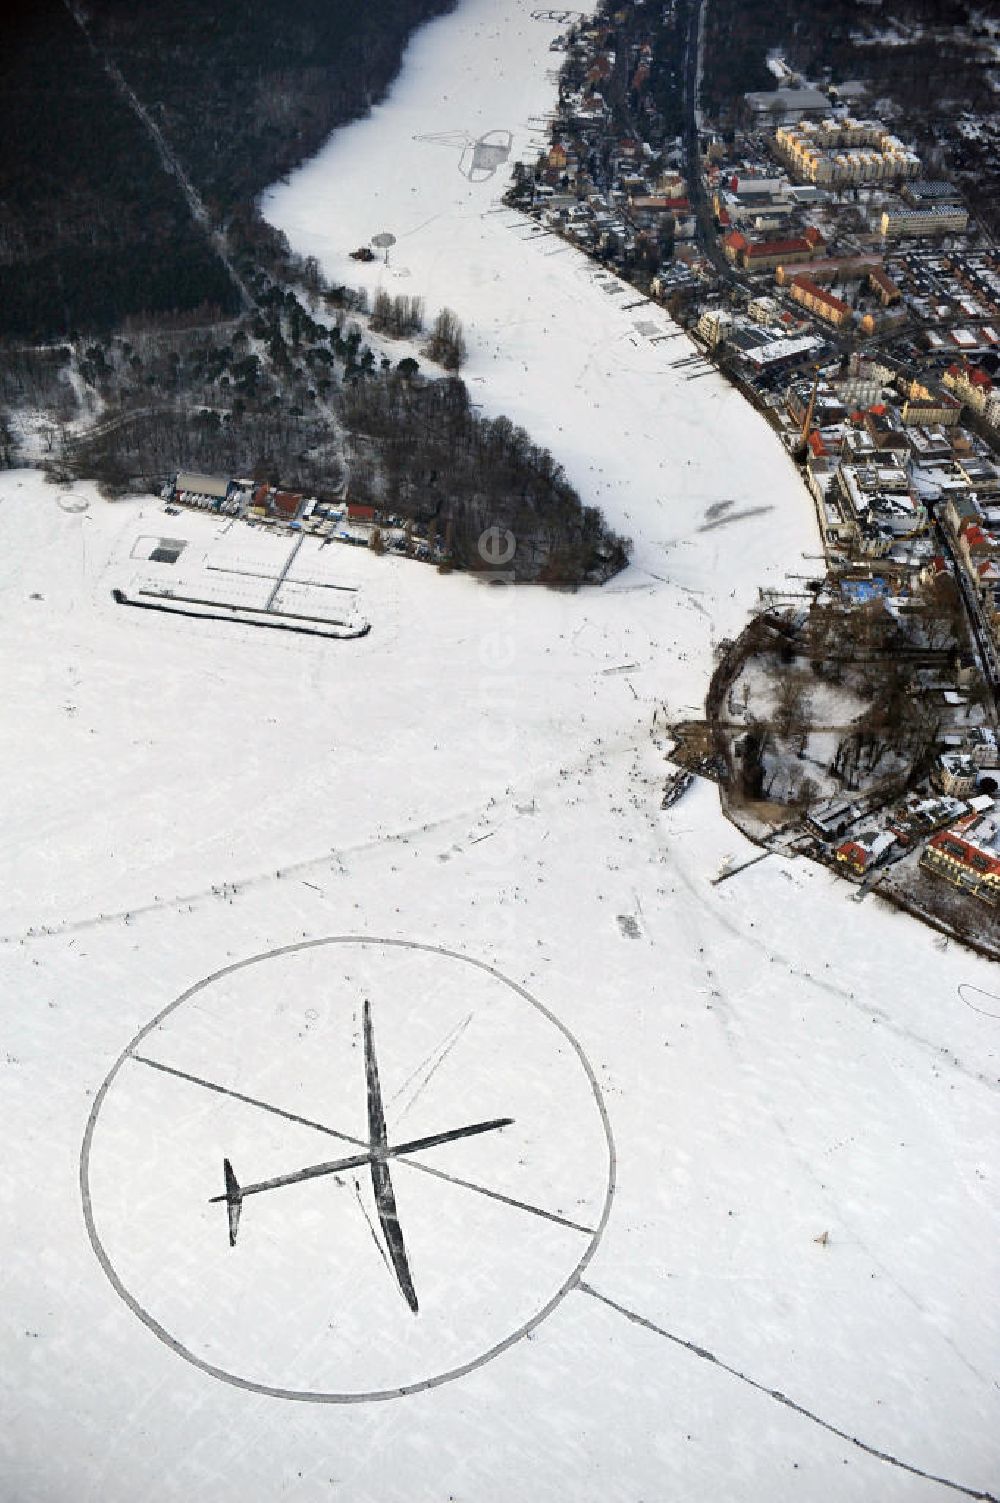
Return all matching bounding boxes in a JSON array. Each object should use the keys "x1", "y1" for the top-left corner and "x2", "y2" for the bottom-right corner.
[{"x1": 211, "y1": 999, "x2": 513, "y2": 1313}]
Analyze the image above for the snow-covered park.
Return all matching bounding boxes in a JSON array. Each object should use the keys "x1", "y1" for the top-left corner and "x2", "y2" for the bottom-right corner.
[{"x1": 2, "y1": 2, "x2": 998, "y2": 1500}]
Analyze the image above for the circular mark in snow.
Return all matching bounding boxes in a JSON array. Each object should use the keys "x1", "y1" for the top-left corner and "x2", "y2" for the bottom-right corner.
[
  {"x1": 958, "y1": 983, "x2": 1000, "y2": 1021},
  {"x1": 57, "y1": 492, "x2": 89, "y2": 513},
  {"x1": 81, "y1": 936, "x2": 615, "y2": 1402}
]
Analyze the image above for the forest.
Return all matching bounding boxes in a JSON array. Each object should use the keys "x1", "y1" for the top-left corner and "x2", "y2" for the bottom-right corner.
[
  {"x1": 84, "y1": 0, "x2": 457, "y2": 207},
  {"x1": 701, "y1": 0, "x2": 979, "y2": 118},
  {"x1": 1, "y1": 0, "x2": 454, "y2": 338},
  {"x1": 0, "y1": 0, "x2": 240, "y2": 338},
  {"x1": 25, "y1": 274, "x2": 629, "y2": 585}
]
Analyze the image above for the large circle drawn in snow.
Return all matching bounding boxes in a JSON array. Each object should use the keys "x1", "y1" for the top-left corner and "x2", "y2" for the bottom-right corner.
[{"x1": 81, "y1": 936, "x2": 615, "y2": 1402}]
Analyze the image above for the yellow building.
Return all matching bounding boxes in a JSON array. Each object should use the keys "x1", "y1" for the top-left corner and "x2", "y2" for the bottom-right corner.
[
  {"x1": 788, "y1": 275, "x2": 852, "y2": 328},
  {"x1": 775, "y1": 119, "x2": 920, "y2": 187}
]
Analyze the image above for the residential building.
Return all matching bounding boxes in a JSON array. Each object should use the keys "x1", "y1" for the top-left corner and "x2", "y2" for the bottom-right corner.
[
  {"x1": 834, "y1": 449, "x2": 926, "y2": 549},
  {"x1": 836, "y1": 830, "x2": 896, "y2": 874},
  {"x1": 808, "y1": 796, "x2": 863, "y2": 840},
  {"x1": 775, "y1": 119, "x2": 920, "y2": 187},
  {"x1": 921, "y1": 813, "x2": 1000, "y2": 904},
  {"x1": 774, "y1": 254, "x2": 877, "y2": 287},
  {"x1": 879, "y1": 206, "x2": 969, "y2": 239},
  {"x1": 986, "y1": 392, "x2": 1000, "y2": 430},
  {"x1": 943, "y1": 363, "x2": 993, "y2": 414},
  {"x1": 956, "y1": 455, "x2": 1000, "y2": 495},
  {"x1": 868, "y1": 267, "x2": 903, "y2": 306},
  {"x1": 696, "y1": 308, "x2": 731, "y2": 349},
  {"x1": 944, "y1": 369, "x2": 992, "y2": 423},
  {"x1": 944, "y1": 490, "x2": 983, "y2": 535},
  {"x1": 629, "y1": 194, "x2": 690, "y2": 216},
  {"x1": 788, "y1": 275, "x2": 853, "y2": 328},
  {"x1": 901, "y1": 394, "x2": 961, "y2": 427},
  {"x1": 887, "y1": 794, "x2": 969, "y2": 845},
  {"x1": 956, "y1": 515, "x2": 998, "y2": 568},
  {"x1": 933, "y1": 752, "x2": 979, "y2": 797},
  {"x1": 748, "y1": 295, "x2": 782, "y2": 325},
  {"x1": 964, "y1": 726, "x2": 999, "y2": 767}
]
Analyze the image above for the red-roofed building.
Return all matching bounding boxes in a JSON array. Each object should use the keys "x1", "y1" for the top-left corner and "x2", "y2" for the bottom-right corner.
[
  {"x1": 586, "y1": 55, "x2": 613, "y2": 86},
  {"x1": 776, "y1": 255, "x2": 877, "y2": 288},
  {"x1": 943, "y1": 361, "x2": 994, "y2": 415},
  {"x1": 863, "y1": 406, "x2": 908, "y2": 451},
  {"x1": 629, "y1": 195, "x2": 690, "y2": 215},
  {"x1": 722, "y1": 230, "x2": 748, "y2": 263},
  {"x1": 868, "y1": 266, "x2": 902, "y2": 306},
  {"x1": 742, "y1": 236, "x2": 817, "y2": 271},
  {"x1": 722, "y1": 232, "x2": 821, "y2": 272},
  {"x1": 347, "y1": 501, "x2": 379, "y2": 525},
  {"x1": 922, "y1": 814, "x2": 1000, "y2": 904},
  {"x1": 789, "y1": 275, "x2": 853, "y2": 328},
  {"x1": 836, "y1": 831, "x2": 896, "y2": 874},
  {"x1": 958, "y1": 521, "x2": 991, "y2": 568},
  {"x1": 272, "y1": 490, "x2": 302, "y2": 520}
]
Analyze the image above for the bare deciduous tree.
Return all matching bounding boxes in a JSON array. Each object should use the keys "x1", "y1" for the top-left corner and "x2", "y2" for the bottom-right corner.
[{"x1": 424, "y1": 307, "x2": 467, "y2": 371}]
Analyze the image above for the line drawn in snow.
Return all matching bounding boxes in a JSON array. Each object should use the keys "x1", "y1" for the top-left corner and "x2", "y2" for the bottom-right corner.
[
  {"x1": 413, "y1": 128, "x2": 513, "y2": 181},
  {"x1": 210, "y1": 998, "x2": 512, "y2": 1316},
  {"x1": 57, "y1": 491, "x2": 89, "y2": 514},
  {"x1": 579, "y1": 1282, "x2": 999, "y2": 1503},
  {"x1": 80, "y1": 936, "x2": 615, "y2": 1404},
  {"x1": 391, "y1": 1010, "x2": 474, "y2": 1121},
  {"x1": 957, "y1": 983, "x2": 1000, "y2": 1021}
]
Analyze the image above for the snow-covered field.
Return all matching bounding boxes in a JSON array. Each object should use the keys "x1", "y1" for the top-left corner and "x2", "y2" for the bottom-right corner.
[{"x1": 3, "y1": 2, "x2": 999, "y2": 1499}]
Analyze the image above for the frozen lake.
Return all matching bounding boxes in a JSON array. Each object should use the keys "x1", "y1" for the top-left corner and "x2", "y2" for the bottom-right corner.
[{"x1": 2, "y1": 2, "x2": 998, "y2": 1500}]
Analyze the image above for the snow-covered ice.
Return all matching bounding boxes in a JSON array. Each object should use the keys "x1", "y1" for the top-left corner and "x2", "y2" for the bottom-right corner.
[{"x1": 2, "y1": 1, "x2": 998, "y2": 1499}]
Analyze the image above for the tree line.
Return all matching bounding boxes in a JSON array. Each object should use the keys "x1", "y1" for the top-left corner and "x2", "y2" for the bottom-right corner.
[{"x1": 49, "y1": 281, "x2": 629, "y2": 585}]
